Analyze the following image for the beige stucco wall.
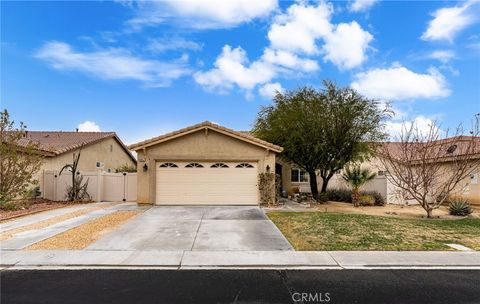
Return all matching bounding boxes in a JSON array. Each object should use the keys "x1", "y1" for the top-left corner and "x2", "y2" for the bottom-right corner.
[
  {"x1": 277, "y1": 158, "x2": 387, "y2": 197},
  {"x1": 277, "y1": 156, "x2": 480, "y2": 205},
  {"x1": 134, "y1": 129, "x2": 276, "y2": 204},
  {"x1": 36, "y1": 138, "x2": 136, "y2": 194}
]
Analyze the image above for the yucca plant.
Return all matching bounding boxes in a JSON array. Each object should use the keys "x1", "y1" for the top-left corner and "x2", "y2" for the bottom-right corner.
[
  {"x1": 449, "y1": 201, "x2": 473, "y2": 216},
  {"x1": 59, "y1": 147, "x2": 90, "y2": 201},
  {"x1": 342, "y1": 166, "x2": 376, "y2": 207}
]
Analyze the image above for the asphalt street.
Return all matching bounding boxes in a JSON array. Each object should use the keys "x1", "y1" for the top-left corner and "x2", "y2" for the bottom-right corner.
[{"x1": 1, "y1": 269, "x2": 479, "y2": 304}]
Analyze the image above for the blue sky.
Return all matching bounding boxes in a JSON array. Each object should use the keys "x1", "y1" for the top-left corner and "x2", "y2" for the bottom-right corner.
[{"x1": 1, "y1": 0, "x2": 479, "y2": 144}]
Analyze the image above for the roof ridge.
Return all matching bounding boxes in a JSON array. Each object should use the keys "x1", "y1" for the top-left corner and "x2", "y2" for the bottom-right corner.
[
  {"x1": 24, "y1": 130, "x2": 115, "y2": 134},
  {"x1": 128, "y1": 121, "x2": 282, "y2": 152}
]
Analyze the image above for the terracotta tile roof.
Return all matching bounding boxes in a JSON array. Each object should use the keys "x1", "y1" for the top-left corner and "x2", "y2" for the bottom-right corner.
[
  {"x1": 128, "y1": 121, "x2": 283, "y2": 152},
  {"x1": 10, "y1": 131, "x2": 136, "y2": 162},
  {"x1": 377, "y1": 136, "x2": 480, "y2": 162}
]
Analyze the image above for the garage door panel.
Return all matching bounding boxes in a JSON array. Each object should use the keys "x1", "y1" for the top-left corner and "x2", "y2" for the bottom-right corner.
[{"x1": 156, "y1": 162, "x2": 258, "y2": 205}]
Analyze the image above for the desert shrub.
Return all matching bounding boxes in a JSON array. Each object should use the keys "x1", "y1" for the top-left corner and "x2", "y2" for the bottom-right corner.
[
  {"x1": 259, "y1": 173, "x2": 276, "y2": 206},
  {"x1": 115, "y1": 164, "x2": 137, "y2": 173},
  {"x1": 363, "y1": 191, "x2": 385, "y2": 206},
  {"x1": 326, "y1": 188, "x2": 352, "y2": 203},
  {"x1": 359, "y1": 195, "x2": 375, "y2": 206},
  {"x1": 317, "y1": 192, "x2": 329, "y2": 203},
  {"x1": 23, "y1": 185, "x2": 41, "y2": 199},
  {"x1": 326, "y1": 188, "x2": 385, "y2": 206},
  {"x1": 0, "y1": 200, "x2": 17, "y2": 211},
  {"x1": 449, "y1": 201, "x2": 473, "y2": 216}
]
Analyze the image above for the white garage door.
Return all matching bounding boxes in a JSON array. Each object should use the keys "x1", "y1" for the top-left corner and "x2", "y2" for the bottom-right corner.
[{"x1": 155, "y1": 161, "x2": 258, "y2": 205}]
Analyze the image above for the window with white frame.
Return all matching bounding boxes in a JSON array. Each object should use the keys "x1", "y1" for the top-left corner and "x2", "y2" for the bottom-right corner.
[{"x1": 291, "y1": 168, "x2": 309, "y2": 182}]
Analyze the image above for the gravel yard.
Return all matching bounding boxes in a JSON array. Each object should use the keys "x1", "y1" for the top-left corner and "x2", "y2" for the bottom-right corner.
[
  {"x1": 26, "y1": 210, "x2": 142, "y2": 250},
  {"x1": 0, "y1": 199, "x2": 93, "y2": 221},
  {"x1": 0, "y1": 207, "x2": 104, "y2": 241}
]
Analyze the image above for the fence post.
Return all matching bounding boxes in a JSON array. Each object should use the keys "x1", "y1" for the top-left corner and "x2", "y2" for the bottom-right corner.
[
  {"x1": 53, "y1": 171, "x2": 57, "y2": 201},
  {"x1": 123, "y1": 172, "x2": 127, "y2": 202},
  {"x1": 96, "y1": 171, "x2": 102, "y2": 202}
]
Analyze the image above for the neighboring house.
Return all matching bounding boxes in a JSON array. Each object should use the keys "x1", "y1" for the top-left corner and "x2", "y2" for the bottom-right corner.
[
  {"x1": 16, "y1": 131, "x2": 136, "y2": 196},
  {"x1": 128, "y1": 121, "x2": 282, "y2": 205},
  {"x1": 278, "y1": 137, "x2": 480, "y2": 205}
]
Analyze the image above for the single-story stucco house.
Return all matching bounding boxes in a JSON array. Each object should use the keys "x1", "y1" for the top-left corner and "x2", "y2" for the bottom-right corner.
[
  {"x1": 128, "y1": 121, "x2": 282, "y2": 205},
  {"x1": 278, "y1": 137, "x2": 480, "y2": 205},
  {"x1": 17, "y1": 131, "x2": 136, "y2": 194},
  {"x1": 129, "y1": 121, "x2": 479, "y2": 206}
]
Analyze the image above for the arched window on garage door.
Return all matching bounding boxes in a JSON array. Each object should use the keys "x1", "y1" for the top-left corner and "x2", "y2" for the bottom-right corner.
[
  {"x1": 185, "y1": 162, "x2": 204, "y2": 168},
  {"x1": 211, "y1": 163, "x2": 229, "y2": 168},
  {"x1": 159, "y1": 162, "x2": 178, "y2": 168},
  {"x1": 236, "y1": 163, "x2": 254, "y2": 168}
]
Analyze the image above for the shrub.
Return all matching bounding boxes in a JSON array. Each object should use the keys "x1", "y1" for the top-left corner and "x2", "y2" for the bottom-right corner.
[
  {"x1": 326, "y1": 188, "x2": 352, "y2": 203},
  {"x1": 23, "y1": 185, "x2": 41, "y2": 199},
  {"x1": 115, "y1": 164, "x2": 137, "y2": 173},
  {"x1": 326, "y1": 188, "x2": 386, "y2": 206},
  {"x1": 317, "y1": 192, "x2": 329, "y2": 203},
  {"x1": 359, "y1": 195, "x2": 375, "y2": 206},
  {"x1": 259, "y1": 173, "x2": 276, "y2": 206},
  {"x1": 363, "y1": 191, "x2": 385, "y2": 206},
  {"x1": 0, "y1": 200, "x2": 18, "y2": 211},
  {"x1": 449, "y1": 201, "x2": 473, "y2": 216}
]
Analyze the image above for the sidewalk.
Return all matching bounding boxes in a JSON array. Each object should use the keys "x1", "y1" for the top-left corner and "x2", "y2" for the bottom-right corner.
[{"x1": 2, "y1": 250, "x2": 479, "y2": 269}]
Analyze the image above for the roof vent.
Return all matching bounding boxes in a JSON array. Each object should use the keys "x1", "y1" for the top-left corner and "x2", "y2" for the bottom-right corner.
[{"x1": 446, "y1": 144, "x2": 457, "y2": 154}]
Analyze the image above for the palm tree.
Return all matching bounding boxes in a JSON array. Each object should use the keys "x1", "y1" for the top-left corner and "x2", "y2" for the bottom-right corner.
[{"x1": 342, "y1": 166, "x2": 376, "y2": 207}]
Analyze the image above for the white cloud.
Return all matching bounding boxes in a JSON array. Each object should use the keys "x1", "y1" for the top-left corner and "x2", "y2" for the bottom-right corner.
[
  {"x1": 267, "y1": 1, "x2": 372, "y2": 69},
  {"x1": 195, "y1": 1, "x2": 373, "y2": 96},
  {"x1": 35, "y1": 41, "x2": 190, "y2": 87},
  {"x1": 427, "y1": 50, "x2": 455, "y2": 63},
  {"x1": 322, "y1": 21, "x2": 373, "y2": 70},
  {"x1": 261, "y1": 48, "x2": 319, "y2": 72},
  {"x1": 147, "y1": 37, "x2": 202, "y2": 53},
  {"x1": 385, "y1": 115, "x2": 439, "y2": 138},
  {"x1": 193, "y1": 45, "x2": 276, "y2": 92},
  {"x1": 349, "y1": 0, "x2": 379, "y2": 12},
  {"x1": 268, "y1": 2, "x2": 333, "y2": 55},
  {"x1": 351, "y1": 64, "x2": 450, "y2": 101},
  {"x1": 259, "y1": 82, "x2": 284, "y2": 99},
  {"x1": 421, "y1": 0, "x2": 479, "y2": 42},
  {"x1": 128, "y1": 0, "x2": 278, "y2": 30},
  {"x1": 78, "y1": 121, "x2": 101, "y2": 132}
]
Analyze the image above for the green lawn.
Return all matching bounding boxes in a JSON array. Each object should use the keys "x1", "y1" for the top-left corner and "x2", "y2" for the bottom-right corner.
[{"x1": 268, "y1": 212, "x2": 480, "y2": 251}]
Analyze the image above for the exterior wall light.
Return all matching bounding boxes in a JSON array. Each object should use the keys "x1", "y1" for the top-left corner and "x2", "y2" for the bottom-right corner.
[
  {"x1": 266, "y1": 165, "x2": 270, "y2": 172},
  {"x1": 143, "y1": 164, "x2": 148, "y2": 172}
]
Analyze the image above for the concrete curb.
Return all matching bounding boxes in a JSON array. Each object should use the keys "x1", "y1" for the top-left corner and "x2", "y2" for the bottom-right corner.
[{"x1": 1, "y1": 250, "x2": 479, "y2": 269}]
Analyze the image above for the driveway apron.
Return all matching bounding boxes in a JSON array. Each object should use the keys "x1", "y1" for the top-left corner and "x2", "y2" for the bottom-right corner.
[{"x1": 87, "y1": 206, "x2": 293, "y2": 251}]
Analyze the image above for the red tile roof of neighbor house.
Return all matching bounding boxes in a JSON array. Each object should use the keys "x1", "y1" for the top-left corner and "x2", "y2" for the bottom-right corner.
[
  {"x1": 10, "y1": 131, "x2": 137, "y2": 162},
  {"x1": 377, "y1": 136, "x2": 480, "y2": 162}
]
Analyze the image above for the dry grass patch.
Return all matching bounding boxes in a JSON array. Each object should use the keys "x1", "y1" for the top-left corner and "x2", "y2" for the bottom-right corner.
[
  {"x1": 0, "y1": 207, "x2": 102, "y2": 241},
  {"x1": 26, "y1": 210, "x2": 140, "y2": 250},
  {"x1": 268, "y1": 212, "x2": 480, "y2": 251}
]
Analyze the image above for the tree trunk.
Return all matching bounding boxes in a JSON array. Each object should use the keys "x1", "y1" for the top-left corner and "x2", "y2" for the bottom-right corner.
[
  {"x1": 320, "y1": 173, "x2": 334, "y2": 193},
  {"x1": 352, "y1": 188, "x2": 360, "y2": 207},
  {"x1": 308, "y1": 170, "x2": 319, "y2": 200},
  {"x1": 426, "y1": 208, "x2": 433, "y2": 218}
]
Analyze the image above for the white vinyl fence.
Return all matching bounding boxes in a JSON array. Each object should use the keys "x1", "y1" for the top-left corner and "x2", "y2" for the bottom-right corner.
[{"x1": 42, "y1": 170, "x2": 137, "y2": 202}]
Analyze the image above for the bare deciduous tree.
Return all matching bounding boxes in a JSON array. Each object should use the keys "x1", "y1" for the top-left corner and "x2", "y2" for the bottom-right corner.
[
  {"x1": 0, "y1": 110, "x2": 44, "y2": 203},
  {"x1": 377, "y1": 118, "x2": 480, "y2": 218}
]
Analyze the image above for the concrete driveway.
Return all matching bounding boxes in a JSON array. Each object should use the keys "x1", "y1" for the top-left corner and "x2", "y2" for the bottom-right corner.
[{"x1": 87, "y1": 206, "x2": 293, "y2": 251}]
